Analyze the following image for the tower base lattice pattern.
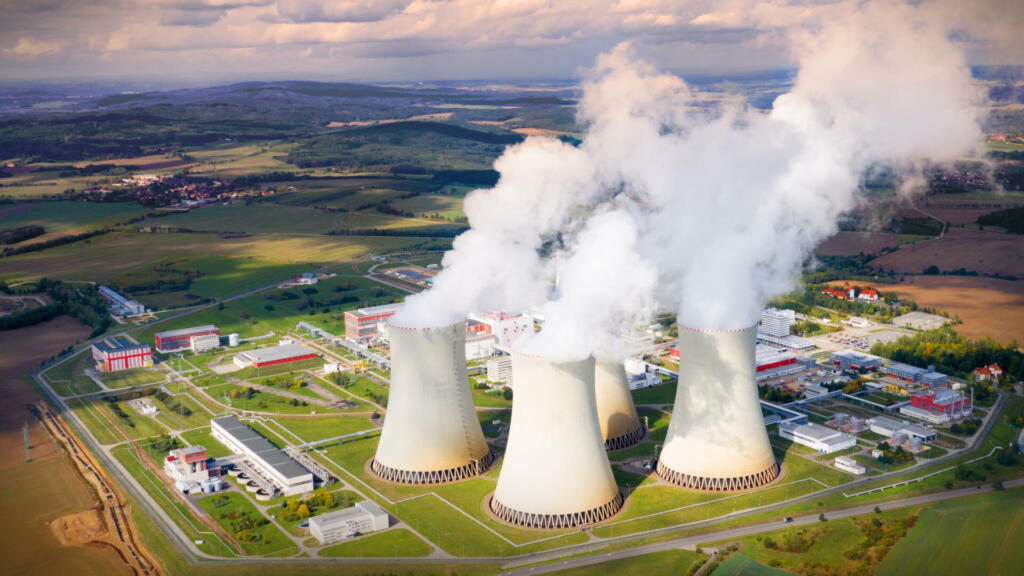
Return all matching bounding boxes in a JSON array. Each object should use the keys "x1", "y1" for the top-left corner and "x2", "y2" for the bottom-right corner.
[
  {"x1": 656, "y1": 460, "x2": 779, "y2": 492},
  {"x1": 489, "y1": 492, "x2": 623, "y2": 529},
  {"x1": 371, "y1": 450, "x2": 494, "y2": 485},
  {"x1": 605, "y1": 423, "x2": 646, "y2": 451}
]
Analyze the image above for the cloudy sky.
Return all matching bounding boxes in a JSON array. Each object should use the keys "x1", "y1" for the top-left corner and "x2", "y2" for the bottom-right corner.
[{"x1": 1, "y1": 0, "x2": 1020, "y2": 84}]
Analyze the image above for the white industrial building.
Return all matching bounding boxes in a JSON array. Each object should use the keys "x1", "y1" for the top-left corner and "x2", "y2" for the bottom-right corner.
[
  {"x1": 465, "y1": 333, "x2": 495, "y2": 361},
  {"x1": 164, "y1": 445, "x2": 216, "y2": 494},
  {"x1": 211, "y1": 416, "x2": 313, "y2": 496},
  {"x1": 760, "y1": 308, "x2": 795, "y2": 338},
  {"x1": 372, "y1": 320, "x2": 493, "y2": 484},
  {"x1": 834, "y1": 455, "x2": 867, "y2": 475},
  {"x1": 594, "y1": 360, "x2": 645, "y2": 451},
  {"x1": 491, "y1": 353, "x2": 622, "y2": 528},
  {"x1": 190, "y1": 333, "x2": 221, "y2": 353},
  {"x1": 232, "y1": 343, "x2": 317, "y2": 369},
  {"x1": 468, "y1": 312, "x2": 532, "y2": 347},
  {"x1": 868, "y1": 416, "x2": 937, "y2": 442},
  {"x1": 308, "y1": 501, "x2": 389, "y2": 544},
  {"x1": 778, "y1": 422, "x2": 857, "y2": 454},
  {"x1": 658, "y1": 325, "x2": 779, "y2": 491},
  {"x1": 486, "y1": 356, "x2": 512, "y2": 385}
]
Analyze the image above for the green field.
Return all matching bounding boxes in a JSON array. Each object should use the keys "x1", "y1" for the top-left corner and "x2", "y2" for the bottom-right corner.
[
  {"x1": 318, "y1": 528, "x2": 433, "y2": 558},
  {"x1": 632, "y1": 381, "x2": 678, "y2": 405},
  {"x1": 180, "y1": 426, "x2": 233, "y2": 458},
  {"x1": 391, "y1": 194, "x2": 465, "y2": 219},
  {"x1": 877, "y1": 488, "x2": 1024, "y2": 576},
  {"x1": 711, "y1": 553, "x2": 795, "y2": 575},
  {"x1": 548, "y1": 549, "x2": 705, "y2": 576},
  {"x1": 205, "y1": 382, "x2": 336, "y2": 415},
  {"x1": 198, "y1": 492, "x2": 297, "y2": 556},
  {"x1": 99, "y1": 367, "x2": 165, "y2": 389},
  {"x1": 270, "y1": 415, "x2": 377, "y2": 444},
  {"x1": 0, "y1": 201, "x2": 150, "y2": 244}
]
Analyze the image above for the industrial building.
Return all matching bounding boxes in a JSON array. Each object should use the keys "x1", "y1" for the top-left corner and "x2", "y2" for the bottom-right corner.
[
  {"x1": 829, "y1": 349, "x2": 882, "y2": 372},
  {"x1": 594, "y1": 360, "x2": 645, "y2": 451},
  {"x1": 759, "y1": 308, "x2": 795, "y2": 338},
  {"x1": 486, "y1": 355, "x2": 512, "y2": 384},
  {"x1": 900, "y1": 389, "x2": 972, "y2": 424},
  {"x1": 295, "y1": 272, "x2": 319, "y2": 285},
  {"x1": 163, "y1": 445, "x2": 223, "y2": 493},
  {"x1": 92, "y1": 336, "x2": 153, "y2": 372},
  {"x1": 868, "y1": 416, "x2": 937, "y2": 442},
  {"x1": 233, "y1": 343, "x2": 318, "y2": 369},
  {"x1": 834, "y1": 456, "x2": 867, "y2": 475},
  {"x1": 308, "y1": 501, "x2": 389, "y2": 545},
  {"x1": 372, "y1": 320, "x2": 493, "y2": 484},
  {"x1": 657, "y1": 325, "x2": 779, "y2": 492},
  {"x1": 155, "y1": 325, "x2": 220, "y2": 353},
  {"x1": 98, "y1": 285, "x2": 146, "y2": 316},
  {"x1": 492, "y1": 353, "x2": 622, "y2": 528},
  {"x1": 778, "y1": 421, "x2": 857, "y2": 453},
  {"x1": 210, "y1": 416, "x2": 313, "y2": 496},
  {"x1": 468, "y1": 312, "x2": 533, "y2": 347},
  {"x1": 343, "y1": 303, "x2": 401, "y2": 343},
  {"x1": 465, "y1": 333, "x2": 495, "y2": 361},
  {"x1": 190, "y1": 333, "x2": 221, "y2": 353}
]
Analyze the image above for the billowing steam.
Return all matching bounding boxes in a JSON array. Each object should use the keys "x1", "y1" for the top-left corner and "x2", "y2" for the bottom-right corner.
[{"x1": 393, "y1": 0, "x2": 986, "y2": 356}]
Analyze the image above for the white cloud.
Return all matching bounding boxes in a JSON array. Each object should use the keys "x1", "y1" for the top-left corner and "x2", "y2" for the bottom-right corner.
[{"x1": 3, "y1": 37, "x2": 62, "y2": 57}]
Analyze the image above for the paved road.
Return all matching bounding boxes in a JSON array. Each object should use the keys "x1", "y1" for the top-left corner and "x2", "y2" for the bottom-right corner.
[{"x1": 500, "y1": 478, "x2": 1024, "y2": 576}]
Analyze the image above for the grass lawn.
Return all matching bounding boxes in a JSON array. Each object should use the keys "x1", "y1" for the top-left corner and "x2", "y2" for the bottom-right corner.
[
  {"x1": 98, "y1": 399, "x2": 168, "y2": 440},
  {"x1": 99, "y1": 367, "x2": 166, "y2": 389},
  {"x1": 318, "y1": 528, "x2": 433, "y2": 558},
  {"x1": 151, "y1": 392, "x2": 216, "y2": 431},
  {"x1": 271, "y1": 416, "x2": 377, "y2": 444},
  {"x1": 270, "y1": 489, "x2": 361, "y2": 536},
  {"x1": 470, "y1": 387, "x2": 512, "y2": 408},
  {"x1": 710, "y1": 553, "x2": 795, "y2": 576},
  {"x1": 632, "y1": 381, "x2": 678, "y2": 405},
  {"x1": 549, "y1": 549, "x2": 705, "y2": 576},
  {"x1": 181, "y1": 427, "x2": 234, "y2": 458},
  {"x1": 43, "y1": 354, "x2": 100, "y2": 396},
  {"x1": 877, "y1": 487, "x2": 1024, "y2": 576},
  {"x1": 64, "y1": 398, "x2": 122, "y2": 445},
  {"x1": 198, "y1": 491, "x2": 297, "y2": 556},
  {"x1": 206, "y1": 382, "x2": 338, "y2": 415}
]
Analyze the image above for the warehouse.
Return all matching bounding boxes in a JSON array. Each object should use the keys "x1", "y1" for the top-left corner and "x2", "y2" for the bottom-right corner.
[
  {"x1": 155, "y1": 325, "x2": 220, "y2": 353},
  {"x1": 98, "y1": 285, "x2": 146, "y2": 316},
  {"x1": 233, "y1": 343, "x2": 318, "y2": 369},
  {"x1": 778, "y1": 421, "x2": 857, "y2": 453},
  {"x1": 308, "y1": 501, "x2": 389, "y2": 545},
  {"x1": 92, "y1": 336, "x2": 153, "y2": 372},
  {"x1": 210, "y1": 416, "x2": 313, "y2": 496},
  {"x1": 868, "y1": 416, "x2": 937, "y2": 442},
  {"x1": 344, "y1": 303, "x2": 401, "y2": 343}
]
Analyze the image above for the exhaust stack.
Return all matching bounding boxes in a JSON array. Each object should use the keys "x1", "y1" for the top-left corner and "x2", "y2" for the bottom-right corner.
[{"x1": 656, "y1": 325, "x2": 778, "y2": 491}]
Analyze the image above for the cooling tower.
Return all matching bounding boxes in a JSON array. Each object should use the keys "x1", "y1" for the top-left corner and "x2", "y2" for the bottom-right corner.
[
  {"x1": 371, "y1": 320, "x2": 493, "y2": 484},
  {"x1": 656, "y1": 325, "x2": 779, "y2": 491},
  {"x1": 595, "y1": 359, "x2": 645, "y2": 450},
  {"x1": 490, "y1": 353, "x2": 622, "y2": 528}
]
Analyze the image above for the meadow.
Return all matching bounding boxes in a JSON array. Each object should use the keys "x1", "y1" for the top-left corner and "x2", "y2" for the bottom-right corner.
[
  {"x1": 0, "y1": 201, "x2": 150, "y2": 245},
  {"x1": 318, "y1": 528, "x2": 433, "y2": 558}
]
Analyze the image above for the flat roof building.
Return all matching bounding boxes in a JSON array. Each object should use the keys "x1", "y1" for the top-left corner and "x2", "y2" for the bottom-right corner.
[
  {"x1": 155, "y1": 325, "x2": 220, "y2": 353},
  {"x1": 486, "y1": 355, "x2": 512, "y2": 385},
  {"x1": 308, "y1": 501, "x2": 389, "y2": 545},
  {"x1": 190, "y1": 333, "x2": 221, "y2": 353},
  {"x1": 210, "y1": 416, "x2": 313, "y2": 496},
  {"x1": 233, "y1": 343, "x2": 317, "y2": 369},
  {"x1": 868, "y1": 416, "x2": 937, "y2": 442},
  {"x1": 778, "y1": 422, "x2": 857, "y2": 454},
  {"x1": 344, "y1": 303, "x2": 401, "y2": 343},
  {"x1": 834, "y1": 455, "x2": 867, "y2": 475},
  {"x1": 759, "y1": 308, "x2": 795, "y2": 339},
  {"x1": 92, "y1": 336, "x2": 153, "y2": 372},
  {"x1": 901, "y1": 389, "x2": 972, "y2": 424},
  {"x1": 829, "y1": 349, "x2": 882, "y2": 372}
]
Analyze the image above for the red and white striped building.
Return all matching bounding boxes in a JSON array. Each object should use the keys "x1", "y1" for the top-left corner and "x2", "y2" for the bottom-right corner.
[{"x1": 92, "y1": 336, "x2": 153, "y2": 372}]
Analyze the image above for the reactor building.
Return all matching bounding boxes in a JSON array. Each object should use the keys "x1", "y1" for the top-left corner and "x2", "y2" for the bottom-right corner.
[
  {"x1": 656, "y1": 325, "x2": 779, "y2": 491},
  {"x1": 491, "y1": 353, "x2": 622, "y2": 528},
  {"x1": 371, "y1": 319, "x2": 493, "y2": 484},
  {"x1": 595, "y1": 359, "x2": 645, "y2": 450}
]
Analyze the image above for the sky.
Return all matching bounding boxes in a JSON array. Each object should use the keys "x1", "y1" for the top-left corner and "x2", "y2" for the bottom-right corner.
[{"x1": 0, "y1": 0, "x2": 1021, "y2": 84}]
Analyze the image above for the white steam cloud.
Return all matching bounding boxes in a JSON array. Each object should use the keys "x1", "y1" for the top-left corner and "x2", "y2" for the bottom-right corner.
[{"x1": 393, "y1": 0, "x2": 987, "y2": 358}]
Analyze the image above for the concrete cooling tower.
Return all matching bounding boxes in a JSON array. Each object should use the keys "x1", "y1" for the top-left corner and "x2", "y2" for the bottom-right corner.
[
  {"x1": 656, "y1": 325, "x2": 779, "y2": 491},
  {"x1": 490, "y1": 353, "x2": 623, "y2": 528},
  {"x1": 371, "y1": 320, "x2": 493, "y2": 484},
  {"x1": 595, "y1": 359, "x2": 645, "y2": 450}
]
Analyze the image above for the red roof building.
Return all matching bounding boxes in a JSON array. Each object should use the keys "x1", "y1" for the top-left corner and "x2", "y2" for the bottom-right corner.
[{"x1": 973, "y1": 363, "x2": 1003, "y2": 381}]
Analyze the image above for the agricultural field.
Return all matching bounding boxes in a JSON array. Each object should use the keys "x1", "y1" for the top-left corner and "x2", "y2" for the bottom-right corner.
[
  {"x1": 872, "y1": 276, "x2": 1024, "y2": 345},
  {"x1": 813, "y1": 231, "x2": 926, "y2": 257},
  {"x1": 876, "y1": 487, "x2": 1024, "y2": 576},
  {"x1": 391, "y1": 194, "x2": 466, "y2": 220},
  {"x1": 868, "y1": 227, "x2": 1024, "y2": 279},
  {"x1": 0, "y1": 201, "x2": 150, "y2": 246}
]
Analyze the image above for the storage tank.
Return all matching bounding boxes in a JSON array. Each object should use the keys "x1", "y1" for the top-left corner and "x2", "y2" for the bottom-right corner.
[
  {"x1": 491, "y1": 353, "x2": 622, "y2": 528},
  {"x1": 371, "y1": 319, "x2": 493, "y2": 484},
  {"x1": 228, "y1": 333, "x2": 240, "y2": 347},
  {"x1": 595, "y1": 359, "x2": 645, "y2": 450},
  {"x1": 657, "y1": 325, "x2": 779, "y2": 491}
]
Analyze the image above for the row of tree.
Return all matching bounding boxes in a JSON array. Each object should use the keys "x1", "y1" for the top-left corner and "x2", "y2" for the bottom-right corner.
[{"x1": 870, "y1": 327, "x2": 1023, "y2": 382}]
